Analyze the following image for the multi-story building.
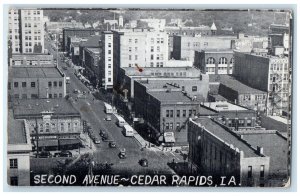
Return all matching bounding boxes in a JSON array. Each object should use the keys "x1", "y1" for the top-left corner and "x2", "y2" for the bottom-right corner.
[
  {"x1": 194, "y1": 49, "x2": 234, "y2": 74},
  {"x1": 188, "y1": 117, "x2": 270, "y2": 186},
  {"x1": 209, "y1": 75, "x2": 268, "y2": 112},
  {"x1": 79, "y1": 35, "x2": 101, "y2": 67},
  {"x1": 268, "y1": 24, "x2": 290, "y2": 56},
  {"x1": 134, "y1": 88, "x2": 202, "y2": 145},
  {"x1": 8, "y1": 67, "x2": 66, "y2": 101},
  {"x1": 233, "y1": 51, "x2": 290, "y2": 116},
  {"x1": 82, "y1": 47, "x2": 100, "y2": 87},
  {"x1": 10, "y1": 53, "x2": 54, "y2": 67},
  {"x1": 13, "y1": 98, "x2": 82, "y2": 151},
  {"x1": 99, "y1": 31, "x2": 114, "y2": 90},
  {"x1": 113, "y1": 28, "x2": 169, "y2": 90},
  {"x1": 7, "y1": 111, "x2": 31, "y2": 186},
  {"x1": 173, "y1": 35, "x2": 234, "y2": 61},
  {"x1": 62, "y1": 28, "x2": 101, "y2": 51},
  {"x1": 8, "y1": 8, "x2": 45, "y2": 53}
]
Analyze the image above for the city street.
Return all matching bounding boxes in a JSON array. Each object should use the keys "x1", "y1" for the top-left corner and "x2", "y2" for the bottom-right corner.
[{"x1": 43, "y1": 36, "x2": 183, "y2": 175}]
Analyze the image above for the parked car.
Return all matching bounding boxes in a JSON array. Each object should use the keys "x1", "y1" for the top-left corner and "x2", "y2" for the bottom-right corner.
[
  {"x1": 118, "y1": 148, "x2": 126, "y2": 159},
  {"x1": 37, "y1": 151, "x2": 52, "y2": 158},
  {"x1": 73, "y1": 89, "x2": 80, "y2": 94},
  {"x1": 99, "y1": 129, "x2": 107, "y2": 137},
  {"x1": 106, "y1": 114, "x2": 112, "y2": 121},
  {"x1": 109, "y1": 141, "x2": 116, "y2": 148},
  {"x1": 60, "y1": 151, "x2": 73, "y2": 157},
  {"x1": 139, "y1": 158, "x2": 148, "y2": 167},
  {"x1": 93, "y1": 138, "x2": 101, "y2": 144}
]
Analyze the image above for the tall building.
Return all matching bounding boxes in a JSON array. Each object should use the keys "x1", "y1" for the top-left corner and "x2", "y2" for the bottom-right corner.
[
  {"x1": 8, "y1": 8, "x2": 45, "y2": 54},
  {"x1": 268, "y1": 24, "x2": 290, "y2": 56},
  {"x1": 233, "y1": 51, "x2": 290, "y2": 116},
  {"x1": 99, "y1": 31, "x2": 114, "y2": 90}
]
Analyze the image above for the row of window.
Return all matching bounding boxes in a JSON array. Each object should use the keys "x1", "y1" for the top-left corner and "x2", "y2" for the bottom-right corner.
[
  {"x1": 166, "y1": 109, "x2": 197, "y2": 118},
  {"x1": 150, "y1": 54, "x2": 164, "y2": 60},
  {"x1": 48, "y1": 81, "x2": 63, "y2": 88},
  {"x1": 165, "y1": 122, "x2": 182, "y2": 130},
  {"x1": 206, "y1": 57, "x2": 234, "y2": 65},
  {"x1": 35, "y1": 122, "x2": 78, "y2": 133},
  {"x1": 150, "y1": 38, "x2": 164, "y2": 44}
]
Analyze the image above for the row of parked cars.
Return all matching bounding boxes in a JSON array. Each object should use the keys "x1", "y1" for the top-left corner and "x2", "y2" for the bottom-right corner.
[{"x1": 35, "y1": 150, "x2": 72, "y2": 158}]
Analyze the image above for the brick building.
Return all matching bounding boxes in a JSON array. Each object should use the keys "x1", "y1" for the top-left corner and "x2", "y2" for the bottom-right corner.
[
  {"x1": 233, "y1": 51, "x2": 290, "y2": 116},
  {"x1": 7, "y1": 111, "x2": 31, "y2": 186},
  {"x1": 209, "y1": 75, "x2": 268, "y2": 112},
  {"x1": 134, "y1": 89, "x2": 201, "y2": 146},
  {"x1": 13, "y1": 99, "x2": 82, "y2": 151},
  {"x1": 8, "y1": 67, "x2": 66, "y2": 101},
  {"x1": 194, "y1": 49, "x2": 234, "y2": 74},
  {"x1": 10, "y1": 53, "x2": 54, "y2": 67},
  {"x1": 188, "y1": 117, "x2": 270, "y2": 186}
]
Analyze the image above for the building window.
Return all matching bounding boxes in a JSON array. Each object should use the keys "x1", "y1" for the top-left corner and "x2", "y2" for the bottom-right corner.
[
  {"x1": 129, "y1": 39, "x2": 132, "y2": 43},
  {"x1": 247, "y1": 119, "x2": 252, "y2": 126},
  {"x1": 31, "y1": 82, "x2": 35, "y2": 88},
  {"x1": 183, "y1": 110, "x2": 186, "y2": 117},
  {"x1": 108, "y1": 78, "x2": 111, "y2": 82},
  {"x1": 49, "y1": 94, "x2": 52, "y2": 99},
  {"x1": 39, "y1": 123, "x2": 43, "y2": 132},
  {"x1": 59, "y1": 93, "x2": 63, "y2": 98},
  {"x1": 135, "y1": 39, "x2": 138, "y2": 43},
  {"x1": 170, "y1": 110, "x2": 174, "y2": 117},
  {"x1": 61, "y1": 123, "x2": 64, "y2": 132},
  {"x1": 14, "y1": 82, "x2": 18, "y2": 88},
  {"x1": 108, "y1": 43, "x2": 111, "y2": 47},
  {"x1": 165, "y1": 123, "x2": 169, "y2": 130},
  {"x1": 108, "y1": 50, "x2": 111, "y2": 54},
  {"x1": 135, "y1": 55, "x2": 138, "y2": 60},
  {"x1": 260, "y1": 165, "x2": 265, "y2": 178},
  {"x1": 9, "y1": 159, "x2": 18, "y2": 169},
  {"x1": 206, "y1": 57, "x2": 215, "y2": 64},
  {"x1": 129, "y1": 55, "x2": 132, "y2": 60},
  {"x1": 151, "y1": 55, "x2": 154, "y2": 60},
  {"x1": 150, "y1": 62, "x2": 154, "y2": 67},
  {"x1": 14, "y1": 94, "x2": 19, "y2": 99},
  {"x1": 68, "y1": 123, "x2": 71, "y2": 132},
  {"x1": 170, "y1": 123, "x2": 173, "y2": 130},
  {"x1": 192, "y1": 86, "x2": 197, "y2": 91},
  {"x1": 151, "y1": 46, "x2": 154, "y2": 52},
  {"x1": 31, "y1": 94, "x2": 38, "y2": 99},
  {"x1": 45, "y1": 123, "x2": 50, "y2": 132},
  {"x1": 54, "y1": 93, "x2": 57, "y2": 98},
  {"x1": 166, "y1": 110, "x2": 169, "y2": 117},
  {"x1": 53, "y1": 81, "x2": 57, "y2": 87},
  {"x1": 176, "y1": 110, "x2": 180, "y2": 117},
  {"x1": 8, "y1": 82, "x2": 11, "y2": 90},
  {"x1": 48, "y1": 81, "x2": 52, "y2": 87},
  {"x1": 22, "y1": 94, "x2": 27, "y2": 99},
  {"x1": 10, "y1": 177, "x2": 18, "y2": 186},
  {"x1": 189, "y1": 110, "x2": 192, "y2": 117},
  {"x1": 129, "y1": 47, "x2": 132, "y2": 52},
  {"x1": 248, "y1": 166, "x2": 252, "y2": 178},
  {"x1": 22, "y1": 82, "x2": 26, "y2": 87},
  {"x1": 59, "y1": 81, "x2": 62, "y2": 87},
  {"x1": 230, "y1": 58, "x2": 234, "y2": 64},
  {"x1": 219, "y1": 57, "x2": 228, "y2": 64},
  {"x1": 176, "y1": 122, "x2": 180, "y2": 129}
]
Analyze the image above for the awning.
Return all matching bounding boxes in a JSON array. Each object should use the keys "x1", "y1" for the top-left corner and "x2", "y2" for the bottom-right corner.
[
  {"x1": 36, "y1": 139, "x2": 58, "y2": 147},
  {"x1": 59, "y1": 139, "x2": 81, "y2": 146}
]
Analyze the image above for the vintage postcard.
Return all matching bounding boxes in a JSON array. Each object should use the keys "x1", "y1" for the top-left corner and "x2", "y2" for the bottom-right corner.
[{"x1": 6, "y1": 7, "x2": 292, "y2": 187}]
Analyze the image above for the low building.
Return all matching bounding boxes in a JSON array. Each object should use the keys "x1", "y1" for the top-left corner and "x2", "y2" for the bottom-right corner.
[
  {"x1": 194, "y1": 49, "x2": 234, "y2": 74},
  {"x1": 238, "y1": 129, "x2": 289, "y2": 187},
  {"x1": 201, "y1": 101, "x2": 257, "y2": 130},
  {"x1": 209, "y1": 75, "x2": 268, "y2": 112},
  {"x1": 117, "y1": 66, "x2": 203, "y2": 99},
  {"x1": 188, "y1": 117, "x2": 270, "y2": 186},
  {"x1": 134, "y1": 89, "x2": 201, "y2": 146},
  {"x1": 8, "y1": 67, "x2": 66, "y2": 101},
  {"x1": 13, "y1": 98, "x2": 82, "y2": 151},
  {"x1": 7, "y1": 111, "x2": 32, "y2": 186},
  {"x1": 10, "y1": 53, "x2": 54, "y2": 67}
]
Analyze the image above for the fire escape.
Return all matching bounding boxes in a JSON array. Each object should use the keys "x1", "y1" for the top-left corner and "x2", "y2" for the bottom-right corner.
[{"x1": 269, "y1": 71, "x2": 283, "y2": 115}]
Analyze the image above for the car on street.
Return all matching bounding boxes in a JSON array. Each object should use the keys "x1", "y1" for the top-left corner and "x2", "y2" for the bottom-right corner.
[
  {"x1": 105, "y1": 114, "x2": 112, "y2": 121},
  {"x1": 36, "y1": 151, "x2": 52, "y2": 158},
  {"x1": 73, "y1": 89, "x2": 80, "y2": 94},
  {"x1": 108, "y1": 141, "x2": 117, "y2": 148},
  {"x1": 118, "y1": 148, "x2": 126, "y2": 159},
  {"x1": 139, "y1": 158, "x2": 148, "y2": 167},
  {"x1": 93, "y1": 138, "x2": 101, "y2": 144},
  {"x1": 99, "y1": 129, "x2": 107, "y2": 137}
]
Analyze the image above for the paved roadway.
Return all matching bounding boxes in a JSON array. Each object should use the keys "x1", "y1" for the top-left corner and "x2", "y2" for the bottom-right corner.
[{"x1": 44, "y1": 36, "x2": 182, "y2": 174}]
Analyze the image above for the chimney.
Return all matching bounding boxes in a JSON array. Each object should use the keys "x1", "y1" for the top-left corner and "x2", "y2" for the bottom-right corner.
[{"x1": 257, "y1": 146, "x2": 264, "y2": 155}]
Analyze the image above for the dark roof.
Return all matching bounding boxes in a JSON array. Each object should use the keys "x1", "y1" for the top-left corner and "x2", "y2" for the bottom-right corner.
[
  {"x1": 13, "y1": 98, "x2": 80, "y2": 118},
  {"x1": 148, "y1": 91, "x2": 197, "y2": 103},
  {"x1": 9, "y1": 67, "x2": 63, "y2": 78},
  {"x1": 8, "y1": 111, "x2": 27, "y2": 144},
  {"x1": 242, "y1": 132, "x2": 288, "y2": 175},
  {"x1": 80, "y1": 35, "x2": 101, "y2": 48},
  {"x1": 194, "y1": 118, "x2": 259, "y2": 157},
  {"x1": 198, "y1": 106, "x2": 218, "y2": 116},
  {"x1": 210, "y1": 75, "x2": 266, "y2": 94}
]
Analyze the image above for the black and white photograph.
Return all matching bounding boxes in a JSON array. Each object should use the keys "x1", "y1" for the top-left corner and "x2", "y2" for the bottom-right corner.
[{"x1": 5, "y1": 6, "x2": 293, "y2": 188}]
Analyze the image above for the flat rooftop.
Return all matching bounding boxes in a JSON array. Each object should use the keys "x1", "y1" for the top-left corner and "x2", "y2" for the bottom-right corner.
[
  {"x1": 8, "y1": 111, "x2": 28, "y2": 144},
  {"x1": 268, "y1": 115, "x2": 289, "y2": 124},
  {"x1": 137, "y1": 78, "x2": 201, "y2": 90},
  {"x1": 202, "y1": 101, "x2": 248, "y2": 111},
  {"x1": 193, "y1": 118, "x2": 259, "y2": 157},
  {"x1": 13, "y1": 98, "x2": 80, "y2": 118},
  {"x1": 210, "y1": 75, "x2": 266, "y2": 94},
  {"x1": 241, "y1": 131, "x2": 288, "y2": 174},
  {"x1": 149, "y1": 91, "x2": 196, "y2": 104},
  {"x1": 86, "y1": 47, "x2": 100, "y2": 54},
  {"x1": 9, "y1": 67, "x2": 63, "y2": 78}
]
